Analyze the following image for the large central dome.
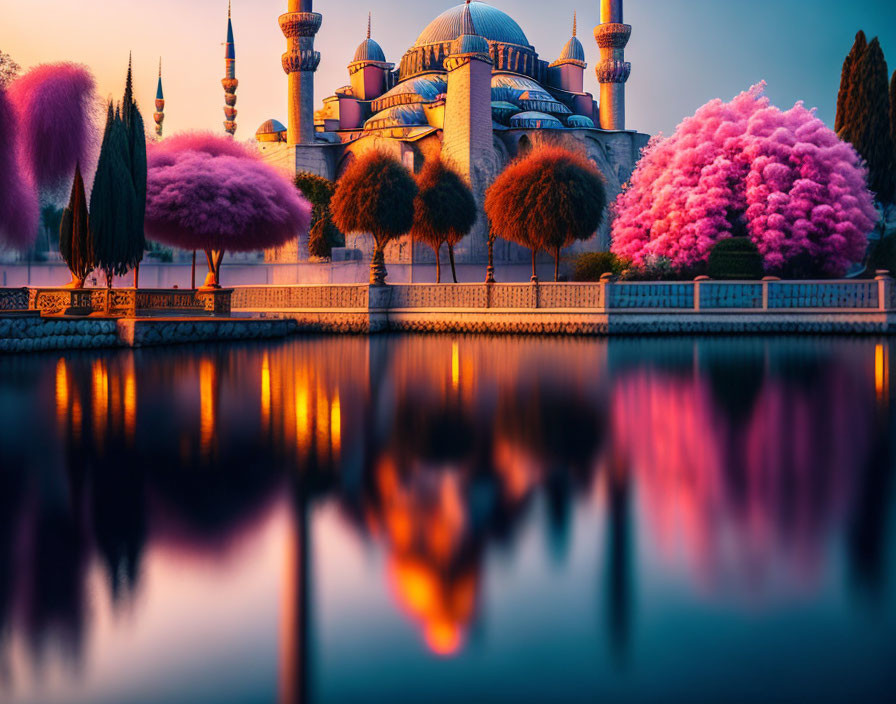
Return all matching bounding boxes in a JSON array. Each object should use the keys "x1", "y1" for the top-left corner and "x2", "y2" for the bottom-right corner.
[{"x1": 414, "y1": 2, "x2": 530, "y2": 48}]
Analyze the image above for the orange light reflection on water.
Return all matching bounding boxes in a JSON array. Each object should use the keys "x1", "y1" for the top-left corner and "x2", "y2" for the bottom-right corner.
[{"x1": 199, "y1": 358, "x2": 215, "y2": 458}]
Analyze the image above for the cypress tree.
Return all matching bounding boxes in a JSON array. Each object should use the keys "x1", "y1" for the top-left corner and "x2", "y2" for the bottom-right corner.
[
  {"x1": 121, "y1": 55, "x2": 147, "y2": 284},
  {"x1": 836, "y1": 31, "x2": 867, "y2": 134},
  {"x1": 59, "y1": 163, "x2": 93, "y2": 288},
  {"x1": 90, "y1": 106, "x2": 137, "y2": 286},
  {"x1": 841, "y1": 38, "x2": 895, "y2": 204},
  {"x1": 890, "y1": 70, "x2": 896, "y2": 168}
]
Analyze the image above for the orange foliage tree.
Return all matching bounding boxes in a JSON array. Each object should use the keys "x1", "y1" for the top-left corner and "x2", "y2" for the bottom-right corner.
[
  {"x1": 411, "y1": 158, "x2": 477, "y2": 283},
  {"x1": 484, "y1": 144, "x2": 607, "y2": 281},
  {"x1": 331, "y1": 151, "x2": 418, "y2": 285}
]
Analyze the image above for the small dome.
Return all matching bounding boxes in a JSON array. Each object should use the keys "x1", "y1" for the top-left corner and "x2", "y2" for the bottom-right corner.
[
  {"x1": 353, "y1": 37, "x2": 386, "y2": 63},
  {"x1": 557, "y1": 36, "x2": 585, "y2": 64},
  {"x1": 566, "y1": 114, "x2": 595, "y2": 128},
  {"x1": 510, "y1": 111, "x2": 563, "y2": 129},
  {"x1": 256, "y1": 119, "x2": 286, "y2": 142},
  {"x1": 491, "y1": 101, "x2": 520, "y2": 125},
  {"x1": 451, "y1": 33, "x2": 490, "y2": 56}
]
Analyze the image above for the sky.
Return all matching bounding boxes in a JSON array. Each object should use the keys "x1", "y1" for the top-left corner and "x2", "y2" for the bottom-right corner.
[{"x1": 2, "y1": 0, "x2": 895, "y2": 140}]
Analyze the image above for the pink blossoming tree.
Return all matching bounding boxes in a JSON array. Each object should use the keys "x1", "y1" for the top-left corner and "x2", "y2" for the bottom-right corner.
[
  {"x1": 8, "y1": 63, "x2": 99, "y2": 196},
  {"x1": 611, "y1": 84, "x2": 878, "y2": 277},
  {"x1": 0, "y1": 86, "x2": 38, "y2": 249},
  {"x1": 1, "y1": 63, "x2": 97, "y2": 249},
  {"x1": 145, "y1": 132, "x2": 311, "y2": 288}
]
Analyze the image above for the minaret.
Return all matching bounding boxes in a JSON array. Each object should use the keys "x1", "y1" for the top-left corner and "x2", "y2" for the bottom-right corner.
[
  {"x1": 223, "y1": 1, "x2": 238, "y2": 136},
  {"x1": 154, "y1": 59, "x2": 165, "y2": 138},
  {"x1": 442, "y1": 0, "x2": 495, "y2": 261},
  {"x1": 594, "y1": 0, "x2": 631, "y2": 130},
  {"x1": 280, "y1": 0, "x2": 322, "y2": 145}
]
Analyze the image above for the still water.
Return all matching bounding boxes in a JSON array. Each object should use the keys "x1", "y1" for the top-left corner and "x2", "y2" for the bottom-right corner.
[{"x1": 1, "y1": 334, "x2": 895, "y2": 704}]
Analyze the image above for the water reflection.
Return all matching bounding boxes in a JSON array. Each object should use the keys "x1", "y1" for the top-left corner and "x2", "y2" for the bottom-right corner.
[{"x1": 0, "y1": 335, "x2": 894, "y2": 703}]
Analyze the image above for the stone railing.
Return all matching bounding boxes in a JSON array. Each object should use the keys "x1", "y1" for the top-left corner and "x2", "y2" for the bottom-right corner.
[
  {"x1": 0, "y1": 288, "x2": 29, "y2": 311},
  {"x1": 24, "y1": 288, "x2": 233, "y2": 317},
  {"x1": 231, "y1": 276, "x2": 896, "y2": 335},
  {"x1": 232, "y1": 278, "x2": 895, "y2": 313}
]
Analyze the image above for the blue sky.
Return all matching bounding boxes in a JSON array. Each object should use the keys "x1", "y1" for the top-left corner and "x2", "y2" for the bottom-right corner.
[{"x1": 3, "y1": 0, "x2": 895, "y2": 138}]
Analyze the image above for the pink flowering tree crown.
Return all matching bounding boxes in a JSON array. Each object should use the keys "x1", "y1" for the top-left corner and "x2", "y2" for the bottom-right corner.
[
  {"x1": 0, "y1": 86, "x2": 38, "y2": 249},
  {"x1": 611, "y1": 84, "x2": 878, "y2": 278},
  {"x1": 145, "y1": 132, "x2": 311, "y2": 287},
  {"x1": 8, "y1": 63, "x2": 99, "y2": 197}
]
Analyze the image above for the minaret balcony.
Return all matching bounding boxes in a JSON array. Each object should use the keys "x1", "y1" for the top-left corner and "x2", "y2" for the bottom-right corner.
[
  {"x1": 594, "y1": 23, "x2": 631, "y2": 49},
  {"x1": 282, "y1": 49, "x2": 321, "y2": 74},
  {"x1": 279, "y1": 12, "x2": 322, "y2": 39},
  {"x1": 596, "y1": 59, "x2": 631, "y2": 84}
]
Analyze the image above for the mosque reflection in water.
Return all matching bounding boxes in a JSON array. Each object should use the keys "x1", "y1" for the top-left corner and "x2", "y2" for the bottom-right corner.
[{"x1": 0, "y1": 335, "x2": 894, "y2": 703}]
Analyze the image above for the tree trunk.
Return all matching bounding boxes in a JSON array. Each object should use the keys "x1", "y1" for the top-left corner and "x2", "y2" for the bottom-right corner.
[
  {"x1": 531, "y1": 248, "x2": 538, "y2": 284},
  {"x1": 435, "y1": 243, "x2": 441, "y2": 284},
  {"x1": 448, "y1": 245, "x2": 458, "y2": 284},
  {"x1": 370, "y1": 240, "x2": 387, "y2": 286},
  {"x1": 203, "y1": 249, "x2": 220, "y2": 289},
  {"x1": 134, "y1": 263, "x2": 140, "y2": 289},
  {"x1": 554, "y1": 246, "x2": 561, "y2": 282},
  {"x1": 486, "y1": 237, "x2": 495, "y2": 284},
  {"x1": 191, "y1": 250, "x2": 197, "y2": 289},
  {"x1": 214, "y1": 250, "x2": 225, "y2": 286}
]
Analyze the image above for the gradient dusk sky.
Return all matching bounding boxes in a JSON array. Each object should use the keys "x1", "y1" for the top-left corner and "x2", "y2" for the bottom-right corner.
[{"x1": 2, "y1": 0, "x2": 894, "y2": 140}]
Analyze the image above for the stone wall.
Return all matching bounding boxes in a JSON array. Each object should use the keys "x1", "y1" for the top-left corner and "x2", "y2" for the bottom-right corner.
[{"x1": 0, "y1": 314, "x2": 296, "y2": 353}]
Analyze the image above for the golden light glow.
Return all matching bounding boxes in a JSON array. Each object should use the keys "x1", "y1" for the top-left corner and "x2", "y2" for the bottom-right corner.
[
  {"x1": 875, "y1": 344, "x2": 888, "y2": 403},
  {"x1": 199, "y1": 358, "x2": 215, "y2": 457},
  {"x1": 451, "y1": 342, "x2": 460, "y2": 391},
  {"x1": 71, "y1": 396, "x2": 82, "y2": 443},
  {"x1": 55, "y1": 359, "x2": 68, "y2": 431},
  {"x1": 330, "y1": 391, "x2": 341, "y2": 460},
  {"x1": 316, "y1": 382, "x2": 329, "y2": 466},
  {"x1": 261, "y1": 352, "x2": 271, "y2": 429},
  {"x1": 124, "y1": 363, "x2": 137, "y2": 444},
  {"x1": 92, "y1": 360, "x2": 109, "y2": 448},
  {"x1": 295, "y1": 373, "x2": 310, "y2": 458}
]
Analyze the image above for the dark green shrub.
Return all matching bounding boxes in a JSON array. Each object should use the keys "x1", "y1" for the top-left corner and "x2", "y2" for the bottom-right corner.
[
  {"x1": 295, "y1": 171, "x2": 345, "y2": 257},
  {"x1": 708, "y1": 237, "x2": 764, "y2": 280},
  {"x1": 572, "y1": 252, "x2": 626, "y2": 281}
]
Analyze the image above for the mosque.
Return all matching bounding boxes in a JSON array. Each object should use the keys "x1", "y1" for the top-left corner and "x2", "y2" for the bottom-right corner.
[{"x1": 253, "y1": 0, "x2": 649, "y2": 266}]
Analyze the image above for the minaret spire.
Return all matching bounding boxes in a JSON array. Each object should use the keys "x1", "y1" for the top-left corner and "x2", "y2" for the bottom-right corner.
[
  {"x1": 223, "y1": 1, "x2": 238, "y2": 136},
  {"x1": 573, "y1": 11, "x2": 577, "y2": 37},
  {"x1": 367, "y1": 12, "x2": 371, "y2": 39},
  {"x1": 154, "y1": 58, "x2": 165, "y2": 138}
]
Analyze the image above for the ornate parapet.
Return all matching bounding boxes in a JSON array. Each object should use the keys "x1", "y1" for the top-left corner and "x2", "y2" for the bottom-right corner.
[
  {"x1": 279, "y1": 11, "x2": 322, "y2": 39},
  {"x1": 594, "y1": 23, "x2": 631, "y2": 50},
  {"x1": 596, "y1": 59, "x2": 631, "y2": 84},
  {"x1": 282, "y1": 49, "x2": 321, "y2": 74}
]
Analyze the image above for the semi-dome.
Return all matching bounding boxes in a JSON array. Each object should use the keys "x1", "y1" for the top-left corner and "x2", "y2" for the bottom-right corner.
[
  {"x1": 566, "y1": 114, "x2": 595, "y2": 128},
  {"x1": 510, "y1": 111, "x2": 563, "y2": 129},
  {"x1": 451, "y1": 32, "x2": 490, "y2": 56},
  {"x1": 256, "y1": 118, "x2": 286, "y2": 142},
  {"x1": 353, "y1": 38, "x2": 386, "y2": 63},
  {"x1": 415, "y1": 2, "x2": 530, "y2": 48}
]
